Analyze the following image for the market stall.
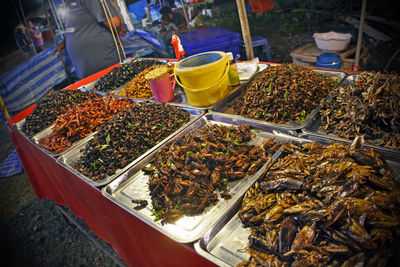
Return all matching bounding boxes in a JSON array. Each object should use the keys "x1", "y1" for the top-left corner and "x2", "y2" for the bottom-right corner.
[
  {"x1": 5, "y1": 55, "x2": 400, "y2": 266},
  {"x1": 6, "y1": 64, "x2": 214, "y2": 267}
]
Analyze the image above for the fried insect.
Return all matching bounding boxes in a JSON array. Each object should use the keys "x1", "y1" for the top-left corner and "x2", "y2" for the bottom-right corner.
[
  {"x1": 22, "y1": 90, "x2": 97, "y2": 137},
  {"x1": 120, "y1": 65, "x2": 174, "y2": 99},
  {"x1": 38, "y1": 96, "x2": 132, "y2": 154},
  {"x1": 75, "y1": 103, "x2": 190, "y2": 181},
  {"x1": 233, "y1": 63, "x2": 338, "y2": 124},
  {"x1": 94, "y1": 60, "x2": 163, "y2": 92},
  {"x1": 238, "y1": 138, "x2": 400, "y2": 266},
  {"x1": 320, "y1": 71, "x2": 400, "y2": 149},
  {"x1": 145, "y1": 124, "x2": 278, "y2": 223},
  {"x1": 132, "y1": 199, "x2": 148, "y2": 210}
]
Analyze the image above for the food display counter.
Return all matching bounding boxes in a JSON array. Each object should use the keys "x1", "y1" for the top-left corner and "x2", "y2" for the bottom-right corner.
[
  {"x1": 6, "y1": 58, "x2": 400, "y2": 267},
  {"x1": 6, "y1": 66, "x2": 215, "y2": 267}
]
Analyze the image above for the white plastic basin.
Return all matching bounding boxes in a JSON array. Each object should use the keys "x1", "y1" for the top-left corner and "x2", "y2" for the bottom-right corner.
[{"x1": 313, "y1": 31, "x2": 352, "y2": 51}]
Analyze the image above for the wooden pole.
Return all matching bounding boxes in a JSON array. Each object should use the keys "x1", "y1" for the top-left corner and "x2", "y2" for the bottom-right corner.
[
  {"x1": 0, "y1": 95, "x2": 11, "y2": 120},
  {"x1": 354, "y1": 0, "x2": 367, "y2": 71},
  {"x1": 236, "y1": 0, "x2": 254, "y2": 60}
]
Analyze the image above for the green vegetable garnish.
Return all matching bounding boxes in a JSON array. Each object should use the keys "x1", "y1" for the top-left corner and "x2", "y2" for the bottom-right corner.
[
  {"x1": 300, "y1": 110, "x2": 307, "y2": 124},
  {"x1": 130, "y1": 123, "x2": 139, "y2": 129},
  {"x1": 226, "y1": 132, "x2": 231, "y2": 140},
  {"x1": 155, "y1": 123, "x2": 165, "y2": 129},
  {"x1": 90, "y1": 163, "x2": 97, "y2": 170},
  {"x1": 224, "y1": 148, "x2": 231, "y2": 155},
  {"x1": 284, "y1": 90, "x2": 288, "y2": 101},
  {"x1": 233, "y1": 139, "x2": 243, "y2": 146},
  {"x1": 267, "y1": 83, "x2": 272, "y2": 95},
  {"x1": 96, "y1": 144, "x2": 109, "y2": 152}
]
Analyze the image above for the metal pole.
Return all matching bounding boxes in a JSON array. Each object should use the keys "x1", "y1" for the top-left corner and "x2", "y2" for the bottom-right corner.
[
  {"x1": 49, "y1": 0, "x2": 64, "y2": 33},
  {"x1": 10, "y1": 0, "x2": 23, "y2": 25},
  {"x1": 236, "y1": 0, "x2": 254, "y2": 60},
  {"x1": 180, "y1": 0, "x2": 190, "y2": 28},
  {"x1": 18, "y1": 0, "x2": 38, "y2": 55},
  {"x1": 116, "y1": 0, "x2": 134, "y2": 31},
  {"x1": 353, "y1": 0, "x2": 367, "y2": 71},
  {"x1": 44, "y1": 0, "x2": 73, "y2": 84}
]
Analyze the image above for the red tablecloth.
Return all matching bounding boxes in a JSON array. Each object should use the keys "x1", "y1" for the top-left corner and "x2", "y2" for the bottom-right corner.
[{"x1": 6, "y1": 65, "x2": 215, "y2": 267}]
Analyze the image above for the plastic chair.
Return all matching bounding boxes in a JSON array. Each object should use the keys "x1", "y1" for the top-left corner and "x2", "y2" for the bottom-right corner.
[{"x1": 251, "y1": 36, "x2": 272, "y2": 62}]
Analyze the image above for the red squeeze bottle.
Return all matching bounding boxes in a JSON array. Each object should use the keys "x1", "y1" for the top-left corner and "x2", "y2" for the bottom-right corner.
[{"x1": 171, "y1": 35, "x2": 185, "y2": 60}]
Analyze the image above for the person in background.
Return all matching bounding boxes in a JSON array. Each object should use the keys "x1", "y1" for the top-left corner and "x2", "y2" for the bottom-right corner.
[
  {"x1": 28, "y1": 20, "x2": 44, "y2": 53},
  {"x1": 159, "y1": 6, "x2": 187, "y2": 32},
  {"x1": 159, "y1": 13, "x2": 181, "y2": 53},
  {"x1": 161, "y1": 14, "x2": 180, "y2": 35},
  {"x1": 14, "y1": 27, "x2": 31, "y2": 59},
  {"x1": 53, "y1": 0, "x2": 126, "y2": 79}
]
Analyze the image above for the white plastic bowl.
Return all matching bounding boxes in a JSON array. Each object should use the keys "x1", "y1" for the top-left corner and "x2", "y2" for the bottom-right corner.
[{"x1": 313, "y1": 32, "x2": 352, "y2": 51}]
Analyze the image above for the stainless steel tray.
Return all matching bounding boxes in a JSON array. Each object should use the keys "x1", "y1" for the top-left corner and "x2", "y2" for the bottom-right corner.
[
  {"x1": 15, "y1": 88, "x2": 99, "y2": 139},
  {"x1": 194, "y1": 134, "x2": 400, "y2": 266},
  {"x1": 14, "y1": 118, "x2": 26, "y2": 131},
  {"x1": 12, "y1": 118, "x2": 34, "y2": 140},
  {"x1": 31, "y1": 98, "x2": 142, "y2": 158},
  {"x1": 101, "y1": 113, "x2": 298, "y2": 243},
  {"x1": 301, "y1": 74, "x2": 400, "y2": 161},
  {"x1": 154, "y1": 64, "x2": 270, "y2": 110},
  {"x1": 32, "y1": 123, "x2": 97, "y2": 158},
  {"x1": 81, "y1": 58, "x2": 170, "y2": 96},
  {"x1": 211, "y1": 68, "x2": 347, "y2": 131},
  {"x1": 58, "y1": 105, "x2": 205, "y2": 187}
]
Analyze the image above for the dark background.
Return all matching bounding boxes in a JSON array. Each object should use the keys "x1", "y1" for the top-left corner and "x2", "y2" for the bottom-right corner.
[{"x1": 0, "y1": 0, "x2": 43, "y2": 55}]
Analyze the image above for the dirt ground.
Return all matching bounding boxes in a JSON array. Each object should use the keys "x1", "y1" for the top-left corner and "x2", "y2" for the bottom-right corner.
[
  {"x1": 0, "y1": 1, "x2": 399, "y2": 266},
  {"x1": 0, "y1": 121, "x2": 123, "y2": 266}
]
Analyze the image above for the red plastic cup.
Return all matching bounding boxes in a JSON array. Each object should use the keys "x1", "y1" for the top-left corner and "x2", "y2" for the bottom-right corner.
[{"x1": 148, "y1": 74, "x2": 175, "y2": 102}]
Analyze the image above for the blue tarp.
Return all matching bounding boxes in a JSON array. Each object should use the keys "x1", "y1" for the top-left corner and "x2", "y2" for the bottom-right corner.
[
  {"x1": 0, "y1": 46, "x2": 73, "y2": 113},
  {"x1": 0, "y1": 150, "x2": 23, "y2": 178},
  {"x1": 128, "y1": 0, "x2": 148, "y2": 22},
  {"x1": 0, "y1": 30, "x2": 161, "y2": 114},
  {"x1": 123, "y1": 29, "x2": 161, "y2": 57}
]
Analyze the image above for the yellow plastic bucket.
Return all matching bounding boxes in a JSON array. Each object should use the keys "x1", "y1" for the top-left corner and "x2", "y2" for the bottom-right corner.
[{"x1": 174, "y1": 51, "x2": 230, "y2": 106}]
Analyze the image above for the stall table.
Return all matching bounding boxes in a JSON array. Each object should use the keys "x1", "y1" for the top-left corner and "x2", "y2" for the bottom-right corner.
[{"x1": 6, "y1": 67, "x2": 215, "y2": 267}]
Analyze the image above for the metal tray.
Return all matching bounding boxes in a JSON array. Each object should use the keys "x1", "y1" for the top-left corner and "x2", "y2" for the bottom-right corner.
[
  {"x1": 58, "y1": 105, "x2": 205, "y2": 187},
  {"x1": 12, "y1": 118, "x2": 34, "y2": 140},
  {"x1": 80, "y1": 82, "x2": 128, "y2": 97},
  {"x1": 32, "y1": 123, "x2": 97, "y2": 158},
  {"x1": 14, "y1": 88, "x2": 100, "y2": 139},
  {"x1": 152, "y1": 64, "x2": 270, "y2": 110},
  {"x1": 14, "y1": 118, "x2": 26, "y2": 132},
  {"x1": 101, "y1": 113, "x2": 298, "y2": 243},
  {"x1": 31, "y1": 98, "x2": 143, "y2": 158},
  {"x1": 81, "y1": 58, "x2": 170, "y2": 96},
  {"x1": 194, "y1": 134, "x2": 400, "y2": 266},
  {"x1": 211, "y1": 68, "x2": 347, "y2": 131},
  {"x1": 301, "y1": 74, "x2": 400, "y2": 161}
]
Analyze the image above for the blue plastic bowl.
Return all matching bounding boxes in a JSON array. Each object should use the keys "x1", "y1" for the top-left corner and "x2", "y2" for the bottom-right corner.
[{"x1": 317, "y1": 53, "x2": 342, "y2": 69}]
